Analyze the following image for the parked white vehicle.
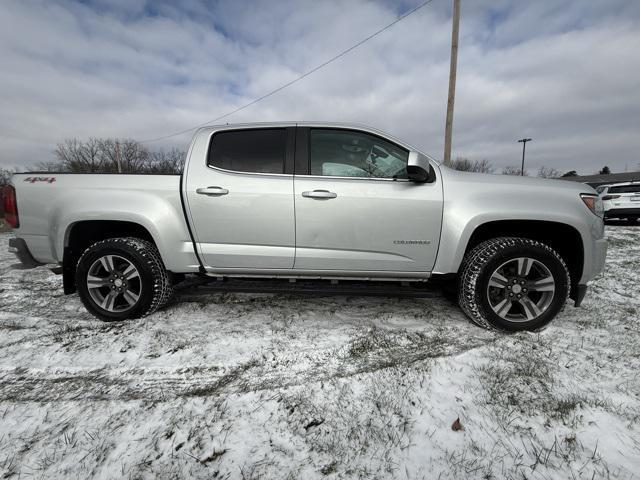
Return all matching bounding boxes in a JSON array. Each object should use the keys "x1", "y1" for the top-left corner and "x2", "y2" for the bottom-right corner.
[
  {"x1": 4, "y1": 122, "x2": 607, "y2": 330},
  {"x1": 598, "y1": 182, "x2": 640, "y2": 222}
]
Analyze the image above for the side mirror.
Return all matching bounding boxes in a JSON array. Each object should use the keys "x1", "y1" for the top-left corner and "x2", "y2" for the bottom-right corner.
[{"x1": 407, "y1": 152, "x2": 436, "y2": 183}]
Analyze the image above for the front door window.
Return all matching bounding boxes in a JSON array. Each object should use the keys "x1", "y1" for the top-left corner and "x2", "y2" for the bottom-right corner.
[{"x1": 309, "y1": 129, "x2": 409, "y2": 179}]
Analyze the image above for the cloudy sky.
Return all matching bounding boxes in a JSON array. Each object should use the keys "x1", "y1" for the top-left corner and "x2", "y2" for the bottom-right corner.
[{"x1": 1, "y1": 0, "x2": 639, "y2": 173}]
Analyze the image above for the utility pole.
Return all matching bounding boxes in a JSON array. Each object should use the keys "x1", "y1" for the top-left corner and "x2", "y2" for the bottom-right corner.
[
  {"x1": 115, "y1": 140, "x2": 122, "y2": 173},
  {"x1": 443, "y1": 0, "x2": 461, "y2": 167},
  {"x1": 517, "y1": 138, "x2": 532, "y2": 176}
]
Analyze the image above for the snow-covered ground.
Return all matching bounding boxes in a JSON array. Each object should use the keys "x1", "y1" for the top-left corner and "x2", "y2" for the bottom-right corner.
[{"x1": 0, "y1": 228, "x2": 638, "y2": 479}]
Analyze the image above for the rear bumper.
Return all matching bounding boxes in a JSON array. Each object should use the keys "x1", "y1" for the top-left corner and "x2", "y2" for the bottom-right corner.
[
  {"x1": 8, "y1": 238, "x2": 44, "y2": 268},
  {"x1": 604, "y1": 207, "x2": 640, "y2": 218}
]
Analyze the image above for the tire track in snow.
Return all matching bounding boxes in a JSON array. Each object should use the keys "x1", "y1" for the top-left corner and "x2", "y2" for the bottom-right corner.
[{"x1": 0, "y1": 332, "x2": 495, "y2": 401}]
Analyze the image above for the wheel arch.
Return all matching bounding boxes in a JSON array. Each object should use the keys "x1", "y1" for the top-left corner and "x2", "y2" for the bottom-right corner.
[
  {"x1": 62, "y1": 220, "x2": 156, "y2": 294},
  {"x1": 461, "y1": 219, "x2": 584, "y2": 293},
  {"x1": 457, "y1": 236, "x2": 571, "y2": 331}
]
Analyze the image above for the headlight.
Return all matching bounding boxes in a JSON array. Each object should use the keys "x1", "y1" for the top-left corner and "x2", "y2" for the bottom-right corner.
[{"x1": 580, "y1": 194, "x2": 604, "y2": 218}]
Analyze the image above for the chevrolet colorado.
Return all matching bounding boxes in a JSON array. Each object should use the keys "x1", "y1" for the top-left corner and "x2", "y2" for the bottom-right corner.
[{"x1": 4, "y1": 122, "x2": 607, "y2": 330}]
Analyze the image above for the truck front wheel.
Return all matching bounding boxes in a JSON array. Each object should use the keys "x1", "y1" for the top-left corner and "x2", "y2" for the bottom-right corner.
[
  {"x1": 75, "y1": 237, "x2": 173, "y2": 321},
  {"x1": 458, "y1": 237, "x2": 570, "y2": 331}
]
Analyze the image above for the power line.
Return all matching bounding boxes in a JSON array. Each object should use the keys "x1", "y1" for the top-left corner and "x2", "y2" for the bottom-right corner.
[{"x1": 141, "y1": 0, "x2": 435, "y2": 143}]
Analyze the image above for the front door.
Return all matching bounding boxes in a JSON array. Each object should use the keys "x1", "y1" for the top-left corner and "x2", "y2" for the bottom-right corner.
[
  {"x1": 185, "y1": 127, "x2": 296, "y2": 269},
  {"x1": 293, "y1": 127, "x2": 443, "y2": 272}
]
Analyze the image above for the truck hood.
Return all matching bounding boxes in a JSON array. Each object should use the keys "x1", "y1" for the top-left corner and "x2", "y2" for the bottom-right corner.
[{"x1": 437, "y1": 165, "x2": 596, "y2": 195}]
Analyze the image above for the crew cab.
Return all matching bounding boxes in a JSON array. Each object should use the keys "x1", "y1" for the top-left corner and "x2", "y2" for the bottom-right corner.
[{"x1": 4, "y1": 122, "x2": 607, "y2": 330}]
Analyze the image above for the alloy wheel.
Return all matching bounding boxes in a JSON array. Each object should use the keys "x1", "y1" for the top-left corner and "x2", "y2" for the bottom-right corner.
[
  {"x1": 86, "y1": 254, "x2": 142, "y2": 313},
  {"x1": 486, "y1": 257, "x2": 555, "y2": 322}
]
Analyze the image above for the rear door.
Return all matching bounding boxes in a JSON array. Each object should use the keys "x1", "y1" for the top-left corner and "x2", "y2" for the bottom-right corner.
[
  {"x1": 293, "y1": 127, "x2": 443, "y2": 273},
  {"x1": 184, "y1": 127, "x2": 296, "y2": 269}
]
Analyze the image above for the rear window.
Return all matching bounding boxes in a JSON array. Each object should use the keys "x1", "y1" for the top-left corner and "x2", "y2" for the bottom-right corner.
[
  {"x1": 208, "y1": 129, "x2": 286, "y2": 174},
  {"x1": 608, "y1": 185, "x2": 640, "y2": 194}
]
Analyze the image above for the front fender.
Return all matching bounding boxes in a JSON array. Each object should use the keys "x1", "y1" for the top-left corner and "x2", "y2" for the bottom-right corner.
[{"x1": 432, "y1": 169, "x2": 602, "y2": 280}]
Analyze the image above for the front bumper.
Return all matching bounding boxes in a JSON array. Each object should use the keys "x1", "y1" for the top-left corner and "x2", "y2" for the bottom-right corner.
[
  {"x1": 604, "y1": 207, "x2": 640, "y2": 218},
  {"x1": 591, "y1": 237, "x2": 608, "y2": 279},
  {"x1": 8, "y1": 238, "x2": 44, "y2": 268},
  {"x1": 573, "y1": 230, "x2": 607, "y2": 307},
  {"x1": 570, "y1": 284, "x2": 588, "y2": 307}
]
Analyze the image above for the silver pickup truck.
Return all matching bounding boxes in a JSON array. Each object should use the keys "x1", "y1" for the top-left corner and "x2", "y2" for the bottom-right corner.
[{"x1": 4, "y1": 122, "x2": 607, "y2": 330}]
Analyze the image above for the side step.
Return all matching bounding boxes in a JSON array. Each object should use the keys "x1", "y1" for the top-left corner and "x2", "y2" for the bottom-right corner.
[{"x1": 175, "y1": 276, "x2": 441, "y2": 298}]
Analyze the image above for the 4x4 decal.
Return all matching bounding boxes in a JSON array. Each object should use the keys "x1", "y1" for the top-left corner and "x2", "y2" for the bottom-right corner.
[{"x1": 24, "y1": 177, "x2": 56, "y2": 184}]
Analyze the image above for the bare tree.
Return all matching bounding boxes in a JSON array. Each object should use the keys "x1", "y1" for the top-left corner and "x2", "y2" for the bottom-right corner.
[
  {"x1": 49, "y1": 138, "x2": 183, "y2": 174},
  {"x1": 34, "y1": 160, "x2": 65, "y2": 172},
  {"x1": 537, "y1": 166, "x2": 560, "y2": 178},
  {"x1": 502, "y1": 166, "x2": 529, "y2": 176},
  {"x1": 0, "y1": 168, "x2": 16, "y2": 218},
  {"x1": 473, "y1": 159, "x2": 494, "y2": 173},
  {"x1": 98, "y1": 139, "x2": 149, "y2": 173},
  {"x1": 451, "y1": 157, "x2": 494, "y2": 173},
  {"x1": 54, "y1": 138, "x2": 103, "y2": 172},
  {"x1": 146, "y1": 148, "x2": 185, "y2": 174},
  {"x1": 0, "y1": 168, "x2": 14, "y2": 187}
]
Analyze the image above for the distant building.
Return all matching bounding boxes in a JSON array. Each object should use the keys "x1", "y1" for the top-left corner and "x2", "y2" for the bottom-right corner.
[{"x1": 560, "y1": 171, "x2": 640, "y2": 188}]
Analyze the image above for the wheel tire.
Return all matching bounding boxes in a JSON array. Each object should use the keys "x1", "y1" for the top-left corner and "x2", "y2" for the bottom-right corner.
[
  {"x1": 76, "y1": 237, "x2": 173, "y2": 321},
  {"x1": 458, "y1": 237, "x2": 570, "y2": 331}
]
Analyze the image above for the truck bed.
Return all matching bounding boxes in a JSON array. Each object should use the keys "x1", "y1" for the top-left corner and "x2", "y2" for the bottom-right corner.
[{"x1": 11, "y1": 173, "x2": 199, "y2": 271}]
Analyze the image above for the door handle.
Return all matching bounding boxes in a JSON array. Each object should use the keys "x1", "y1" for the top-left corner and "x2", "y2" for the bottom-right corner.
[
  {"x1": 196, "y1": 186, "x2": 229, "y2": 196},
  {"x1": 302, "y1": 190, "x2": 337, "y2": 199}
]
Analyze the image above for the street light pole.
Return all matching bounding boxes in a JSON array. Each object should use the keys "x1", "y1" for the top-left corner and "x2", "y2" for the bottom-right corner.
[{"x1": 517, "y1": 138, "x2": 532, "y2": 176}]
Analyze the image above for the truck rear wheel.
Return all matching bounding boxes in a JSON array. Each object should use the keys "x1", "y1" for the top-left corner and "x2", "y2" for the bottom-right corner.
[
  {"x1": 76, "y1": 237, "x2": 173, "y2": 321},
  {"x1": 458, "y1": 237, "x2": 570, "y2": 331}
]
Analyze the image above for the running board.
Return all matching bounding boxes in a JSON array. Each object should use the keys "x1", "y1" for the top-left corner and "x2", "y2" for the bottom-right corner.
[{"x1": 175, "y1": 276, "x2": 441, "y2": 298}]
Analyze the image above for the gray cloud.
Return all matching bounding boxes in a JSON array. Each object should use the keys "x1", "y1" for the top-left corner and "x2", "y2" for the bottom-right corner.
[{"x1": 1, "y1": 0, "x2": 639, "y2": 174}]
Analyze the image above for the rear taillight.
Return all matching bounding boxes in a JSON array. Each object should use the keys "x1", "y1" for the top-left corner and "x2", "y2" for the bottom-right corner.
[
  {"x1": 2, "y1": 185, "x2": 19, "y2": 228},
  {"x1": 601, "y1": 194, "x2": 620, "y2": 201},
  {"x1": 580, "y1": 194, "x2": 603, "y2": 218}
]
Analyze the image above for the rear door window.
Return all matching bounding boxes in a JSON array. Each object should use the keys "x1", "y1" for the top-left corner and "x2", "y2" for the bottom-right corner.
[{"x1": 208, "y1": 129, "x2": 287, "y2": 174}]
